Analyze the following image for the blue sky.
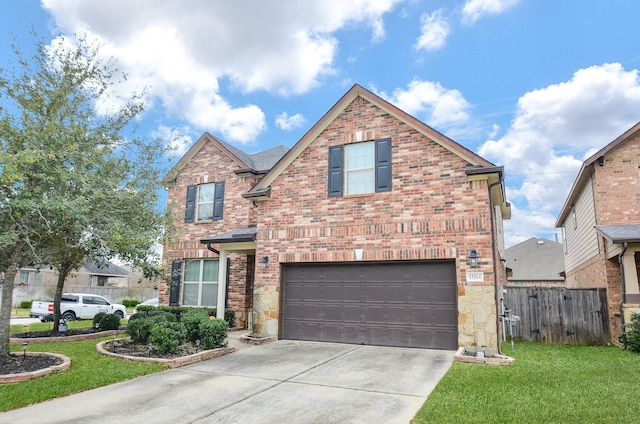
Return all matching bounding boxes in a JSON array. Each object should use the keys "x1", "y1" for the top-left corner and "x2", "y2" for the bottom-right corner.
[{"x1": 2, "y1": 0, "x2": 640, "y2": 246}]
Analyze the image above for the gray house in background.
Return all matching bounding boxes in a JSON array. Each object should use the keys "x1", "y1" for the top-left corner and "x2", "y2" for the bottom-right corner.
[{"x1": 505, "y1": 238, "x2": 565, "y2": 286}]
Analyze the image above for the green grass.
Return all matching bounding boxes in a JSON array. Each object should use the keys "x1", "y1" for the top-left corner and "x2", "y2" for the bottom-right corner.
[
  {"x1": 10, "y1": 320, "x2": 95, "y2": 334},
  {"x1": 0, "y1": 336, "x2": 166, "y2": 412},
  {"x1": 413, "y1": 342, "x2": 640, "y2": 423}
]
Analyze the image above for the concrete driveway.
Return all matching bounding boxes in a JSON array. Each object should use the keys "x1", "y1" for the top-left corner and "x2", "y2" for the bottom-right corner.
[{"x1": 0, "y1": 337, "x2": 453, "y2": 424}]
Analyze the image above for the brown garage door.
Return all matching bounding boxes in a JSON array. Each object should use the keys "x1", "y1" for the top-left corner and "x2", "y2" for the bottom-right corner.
[{"x1": 281, "y1": 261, "x2": 458, "y2": 350}]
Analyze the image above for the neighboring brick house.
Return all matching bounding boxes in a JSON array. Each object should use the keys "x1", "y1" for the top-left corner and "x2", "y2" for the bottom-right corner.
[
  {"x1": 556, "y1": 121, "x2": 640, "y2": 340},
  {"x1": 504, "y1": 237, "x2": 565, "y2": 286},
  {"x1": 161, "y1": 84, "x2": 511, "y2": 354}
]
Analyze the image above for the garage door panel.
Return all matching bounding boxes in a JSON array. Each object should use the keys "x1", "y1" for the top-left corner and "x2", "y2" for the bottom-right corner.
[{"x1": 282, "y1": 261, "x2": 458, "y2": 350}]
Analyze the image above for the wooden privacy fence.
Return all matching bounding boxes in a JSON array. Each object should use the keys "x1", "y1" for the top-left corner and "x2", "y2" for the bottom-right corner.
[{"x1": 503, "y1": 286, "x2": 610, "y2": 345}]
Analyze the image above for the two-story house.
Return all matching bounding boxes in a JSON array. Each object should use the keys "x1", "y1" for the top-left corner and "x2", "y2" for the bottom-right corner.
[
  {"x1": 556, "y1": 121, "x2": 640, "y2": 340},
  {"x1": 161, "y1": 84, "x2": 511, "y2": 354}
]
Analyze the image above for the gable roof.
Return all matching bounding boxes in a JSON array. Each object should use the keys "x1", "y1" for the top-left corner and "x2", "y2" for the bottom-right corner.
[
  {"x1": 244, "y1": 84, "x2": 496, "y2": 197},
  {"x1": 556, "y1": 121, "x2": 640, "y2": 226},
  {"x1": 81, "y1": 261, "x2": 130, "y2": 277},
  {"x1": 161, "y1": 132, "x2": 289, "y2": 186},
  {"x1": 505, "y1": 237, "x2": 565, "y2": 281}
]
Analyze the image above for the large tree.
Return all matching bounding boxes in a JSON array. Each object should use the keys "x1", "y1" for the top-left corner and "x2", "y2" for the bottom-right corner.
[{"x1": 0, "y1": 34, "x2": 170, "y2": 356}]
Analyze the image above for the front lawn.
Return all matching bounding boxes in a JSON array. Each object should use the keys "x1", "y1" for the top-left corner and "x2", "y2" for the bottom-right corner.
[
  {"x1": 413, "y1": 342, "x2": 640, "y2": 423},
  {"x1": 0, "y1": 336, "x2": 166, "y2": 412}
]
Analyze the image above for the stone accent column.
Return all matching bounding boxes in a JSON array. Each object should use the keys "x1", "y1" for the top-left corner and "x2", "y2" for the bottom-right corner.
[
  {"x1": 458, "y1": 285, "x2": 498, "y2": 355},
  {"x1": 252, "y1": 285, "x2": 279, "y2": 337}
]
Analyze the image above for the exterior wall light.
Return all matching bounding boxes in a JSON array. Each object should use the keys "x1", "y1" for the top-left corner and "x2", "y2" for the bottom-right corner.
[
  {"x1": 469, "y1": 249, "x2": 479, "y2": 268},
  {"x1": 260, "y1": 256, "x2": 269, "y2": 269}
]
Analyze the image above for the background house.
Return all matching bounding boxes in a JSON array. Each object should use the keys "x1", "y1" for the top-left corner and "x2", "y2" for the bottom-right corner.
[
  {"x1": 161, "y1": 84, "x2": 511, "y2": 354},
  {"x1": 556, "y1": 121, "x2": 640, "y2": 340},
  {"x1": 505, "y1": 237, "x2": 565, "y2": 286}
]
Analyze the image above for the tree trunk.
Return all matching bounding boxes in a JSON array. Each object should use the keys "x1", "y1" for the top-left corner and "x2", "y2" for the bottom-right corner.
[
  {"x1": 52, "y1": 261, "x2": 73, "y2": 332},
  {"x1": 0, "y1": 242, "x2": 26, "y2": 357}
]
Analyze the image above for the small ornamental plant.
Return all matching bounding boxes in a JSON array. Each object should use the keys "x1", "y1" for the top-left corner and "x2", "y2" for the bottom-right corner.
[{"x1": 621, "y1": 312, "x2": 640, "y2": 353}]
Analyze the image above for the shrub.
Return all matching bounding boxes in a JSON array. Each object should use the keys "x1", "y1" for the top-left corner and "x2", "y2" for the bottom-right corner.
[
  {"x1": 98, "y1": 313, "x2": 121, "y2": 331},
  {"x1": 621, "y1": 312, "x2": 640, "y2": 353},
  {"x1": 122, "y1": 299, "x2": 140, "y2": 308},
  {"x1": 126, "y1": 312, "x2": 175, "y2": 343},
  {"x1": 181, "y1": 308, "x2": 210, "y2": 342},
  {"x1": 93, "y1": 312, "x2": 107, "y2": 328},
  {"x1": 150, "y1": 321, "x2": 187, "y2": 354},
  {"x1": 207, "y1": 308, "x2": 236, "y2": 328},
  {"x1": 199, "y1": 318, "x2": 229, "y2": 350},
  {"x1": 20, "y1": 300, "x2": 32, "y2": 309}
]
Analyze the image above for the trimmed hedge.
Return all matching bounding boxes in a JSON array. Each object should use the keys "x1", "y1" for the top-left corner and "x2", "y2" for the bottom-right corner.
[
  {"x1": 122, "y1": 299, "x2": 140, "y2": 308},
  {"x1": 621, "y1": 312, "x2": 640, "y2": 353},
  {"x1": 20, "y1": 300, "x2": 32, "y2": 309},
  {"x1": 92, "y1": 312, "x2": 122, "y2": 331}
]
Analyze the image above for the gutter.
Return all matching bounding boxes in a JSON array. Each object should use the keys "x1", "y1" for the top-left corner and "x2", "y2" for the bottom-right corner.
[
  {"x1": 619, "y1": 242, "x2": 628, "y2": 334},
  {"x1": 488, "y1": 179, "x2": 504, "y2": 355}
]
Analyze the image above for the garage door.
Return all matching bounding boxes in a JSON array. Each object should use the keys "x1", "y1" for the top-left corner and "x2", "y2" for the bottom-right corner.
[{"x1": 281, "y1": 261, "x2": 458, "y2": 350}]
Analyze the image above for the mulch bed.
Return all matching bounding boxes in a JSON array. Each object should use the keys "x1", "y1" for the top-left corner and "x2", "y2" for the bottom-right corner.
[
  {"x1": 0, "y1": 354, "x2": 63, "y2": 375},
  {"x1": 101, "y1": 338, "x2": 209, "y2": 359}
]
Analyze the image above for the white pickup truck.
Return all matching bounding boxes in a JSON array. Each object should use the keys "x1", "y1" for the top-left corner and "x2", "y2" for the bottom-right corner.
[{"x1": 29, "y1": 293, "x2": 127, "y2": 322}]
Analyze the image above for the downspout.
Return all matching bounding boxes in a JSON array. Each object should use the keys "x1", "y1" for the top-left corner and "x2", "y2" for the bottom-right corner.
[
  {"x1": 487, "y1": 179, "x2": 504, "y2": 355},
  {"x1": 205, "y1": 243, "x2": 220, "y2": 255},
  {"x1": 619, "y1": 242, "x2": 628, "y2": 335}
]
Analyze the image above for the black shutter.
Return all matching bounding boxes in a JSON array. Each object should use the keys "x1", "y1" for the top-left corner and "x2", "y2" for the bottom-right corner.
[
  {"x1": 213, "y1": 181, "x2": 225, "y2": 220},
  {"x1": 375, "y1": 138, "x2": 392, "y2": 192},
  {"x1": 328, "y1": 145, "x2": 344, "y2": 196},
  {"x1": 184, "y1": 185, "x2": 196, "y2": 223},
  {"x1": 169, "y1": 260, "x2": 182, "y2": 306}
]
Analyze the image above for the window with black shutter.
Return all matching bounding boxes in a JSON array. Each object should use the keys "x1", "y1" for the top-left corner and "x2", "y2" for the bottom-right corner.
[
  {"x1": 328, "y1": 138, "x2": 392, "y2": 196},
  {"x1": 184, "y1": 182, "x2": 225, "y2": 222}
]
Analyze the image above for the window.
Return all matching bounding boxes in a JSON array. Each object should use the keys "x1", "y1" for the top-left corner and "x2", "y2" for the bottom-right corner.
[
  {"x1": 34, "y1": 271, "x2": 42, "y2": 285},
  {"x1": 19, "y1": 271, "x2": 29, "y2": 284},
  {"x1": 346, "y1": 142, "x2": 375, "y2": 194},
  {"x1": 185, "y1": 181, "x2": 225, "y2": 223},
  {"x1": 183, "y1": 259, "x2": 219, "y2": 307},
  {"x1": 328, "y1": 138, "x2": 391, "y2": 196}
]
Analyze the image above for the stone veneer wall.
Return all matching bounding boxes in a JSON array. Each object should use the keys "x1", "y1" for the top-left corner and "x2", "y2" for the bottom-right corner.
[{"x1": 251, "y1": 95, "x2": 502, "y2": 351}]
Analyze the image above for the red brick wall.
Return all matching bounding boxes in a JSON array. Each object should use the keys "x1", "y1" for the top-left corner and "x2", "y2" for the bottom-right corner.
[
  {"x1": 255, "y1": 95, "x2": 497, "y2": 289},
  {"x1": 593, "y1": 134, "x2": 640, "y2": 224},
  {"x1": 159, "y1": 137, "x2": 258, "y2": 325}
]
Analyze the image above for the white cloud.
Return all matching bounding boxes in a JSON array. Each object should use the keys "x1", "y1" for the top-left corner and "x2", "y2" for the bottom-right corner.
[
  {"x1": 503, "y1": 203, "x2": 559, "y2": 247},
  {"x1": 152, "y1": 125, "x2": 193, "y2": 158},
  {"x1": 275, "y1": 112, "x2": 306, "y2": 131},
  {"x1": 41, "y1": 0, "x2": 400, "y2": 142},
  {"x1": 461, "y1": 0, "x2": 519, "y2": 24},
  {"x1": 382, "y1": 79, "x2": 471, "y2": 128},
  {"x1": 479, "y1": 63, "x2": 640, "y2": 233},
  {"x1": 415, "y1": 9, "x2": 450, "y2": 52}
]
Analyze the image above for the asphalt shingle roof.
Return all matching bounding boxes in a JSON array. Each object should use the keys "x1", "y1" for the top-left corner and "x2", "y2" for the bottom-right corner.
[
  {"x1": 505, "y1": 237, "x2": 565, "y2": 281},
  {"x1": 595, "y1": 224, "x2": 640, "y2": 243}
]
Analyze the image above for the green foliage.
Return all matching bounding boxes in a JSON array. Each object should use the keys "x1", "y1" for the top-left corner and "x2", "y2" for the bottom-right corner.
[
  {"x1": 181, "y1": 308, "x2": 210, "y2": 342},
  {"x1": 621, "y1": 312, "x2": 640, "y2": 353},
  {"x1": 122, "y1": 299, "x2": 140, "y2": 308},
  {"x1": 95, "y1": 313, "x2": 121, "y2": 331},
  {"x1": 93, "y1": 312, "x2": 107, "y2": 328},
  {"x1": 199, "y1": 319, "x2": 229, "y2": 350},
  {"x1": 0, "y1": 32, "x2": 173, "y2": 350},
  {"x1": 149, "y1": 321, "x2": 187, "y2": 354},
  {"x1": 20, "y1": 300, "x2": 32, "y2": 309},
  {"x1": 130, "y1": 304, "x2": 156, "y2": 317},
  {"x1": 126, "y1": 312, "x2": 174, "y2": 343}
]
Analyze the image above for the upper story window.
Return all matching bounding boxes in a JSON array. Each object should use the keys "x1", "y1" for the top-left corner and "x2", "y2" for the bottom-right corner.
[
  {"x1": 184, "y1": 181, "x2": 225, "y2": 223},
  {"x1": 328, "y1": 138, "x2": 392, "y2": 196}
]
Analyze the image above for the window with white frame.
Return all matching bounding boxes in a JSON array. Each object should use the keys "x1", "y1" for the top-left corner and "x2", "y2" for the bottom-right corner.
[
  {"x1": 183, "y1": 259, "x2": 219, "y2": 307},
  {"x1": 197, "y1": 183, "x2": 216, "y2": 221},
  {"x1": 346, "y1": 141, "x2": 375, "y2": 194}
]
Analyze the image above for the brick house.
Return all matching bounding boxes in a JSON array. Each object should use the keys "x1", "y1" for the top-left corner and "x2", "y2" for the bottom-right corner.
[
  {"x1": 556, "y1": 121, "x2": 640, "y2": 340},
  {"x1": 161, "y1": 84, "x2": 511, "y2": 353}
]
